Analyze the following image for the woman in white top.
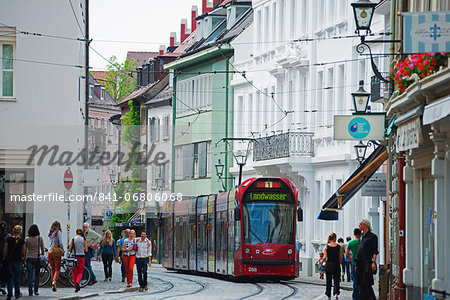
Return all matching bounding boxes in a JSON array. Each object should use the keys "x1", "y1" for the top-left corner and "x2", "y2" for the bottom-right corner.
[
  {"x1": 135, "y1": 231, "x2": 152, "y2": 292},
  {"x1": 121, "y1": 230, "x2": 136, "y2": 287},
  {"x1": 68, "y1": 228, "x2": 88, "y2": 293}
]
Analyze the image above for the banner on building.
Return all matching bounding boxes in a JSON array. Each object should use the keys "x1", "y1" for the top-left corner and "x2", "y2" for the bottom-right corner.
[{"x1": 403, "y1": 11, "x2": 450, "y2": 54}]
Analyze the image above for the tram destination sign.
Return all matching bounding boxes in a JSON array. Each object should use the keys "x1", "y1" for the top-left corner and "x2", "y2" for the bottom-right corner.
[{"x1": 249, "y1": 192, "x2": 288, "y2": 201}]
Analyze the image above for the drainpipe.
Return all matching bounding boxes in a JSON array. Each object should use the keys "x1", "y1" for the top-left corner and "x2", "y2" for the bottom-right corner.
[
  {"x1": 224, "y1": 55, "x2": 230, "y2": 190},
  {"x1": 398, "y1": 151, "x2": 406, "y2": 300}
]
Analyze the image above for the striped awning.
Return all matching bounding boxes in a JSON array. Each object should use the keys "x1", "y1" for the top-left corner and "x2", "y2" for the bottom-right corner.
[{"x1": 318, "y1": 145, "x2": 388, "y2": 220}]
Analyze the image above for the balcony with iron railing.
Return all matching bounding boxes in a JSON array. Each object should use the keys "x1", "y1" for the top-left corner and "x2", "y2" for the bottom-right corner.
[{"x1": 253, "y1": 131, "x2": 314, "y2": 161}]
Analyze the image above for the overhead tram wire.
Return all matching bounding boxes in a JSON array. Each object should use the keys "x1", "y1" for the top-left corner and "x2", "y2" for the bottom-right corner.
[
  {"x1": 67, "y1": 0, "x2": 85, "y2": 38},
  {"x1": 0, "y1": 21, "x2": 85, "y2": 42}
]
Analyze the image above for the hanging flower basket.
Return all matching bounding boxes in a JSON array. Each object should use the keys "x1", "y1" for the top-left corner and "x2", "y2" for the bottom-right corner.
[{"x1": 393, "y1": 52, "x2": 449, "y2": 94}]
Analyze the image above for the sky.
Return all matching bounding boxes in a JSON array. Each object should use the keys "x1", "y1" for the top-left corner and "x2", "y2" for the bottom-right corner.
[{"x1": 89, "y1": 0, "x2": 203, "y2": 70}]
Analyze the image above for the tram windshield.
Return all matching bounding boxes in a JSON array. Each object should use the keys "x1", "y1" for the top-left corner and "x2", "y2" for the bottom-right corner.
[{"x1": 242, "y1": 200, "x2": 295, "y2": 245}]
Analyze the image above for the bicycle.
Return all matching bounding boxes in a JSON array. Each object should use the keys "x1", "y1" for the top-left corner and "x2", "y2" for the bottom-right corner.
[{"x1": 21, "y1": 250, "x2": 91, "y2": 288}]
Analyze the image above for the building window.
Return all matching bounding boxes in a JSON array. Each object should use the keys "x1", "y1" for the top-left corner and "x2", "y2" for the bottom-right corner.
[
  {"x1": 89, "y1": 85, "x2": 94, "y2": 98},
  {"x1": 175, "y1": 141, "x2": 210, "y2": 180},
  {"x1": 149, "y1": 117, "x2": 160, "y2": 142},
  {"x1": 1, "y1": 44, "x2": 14, "y2": 97},
  {"x1": 101, "y1": 87, "x2": 105, "y2": 100},
  {"x1": 162, "y1": 115, "x2": 170, "y2": 140},
  {"x1": 176, "y1": 74, "x2": 212, "y2": 116}
]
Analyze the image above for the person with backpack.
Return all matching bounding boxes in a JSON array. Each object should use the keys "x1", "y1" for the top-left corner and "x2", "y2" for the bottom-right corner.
[
  {"x1": 135, "y1": 231, "x2": 152, "y2": 292},
  {"x1": 68, "y1": 228, "x2": 88, "y2": 293},
  {"x1": 48, "y1": 221, "x2": 64, "y2": 292},
  {"x1": 3, "y1": 225, "x2": 26, "y2": 300},
  {"x1": 121, "y1": 229, "x2": 136, "y2": 287},
  {"x1": 0, "y1": 221, "x2": 9, "y2": 295},
  {"x1": 24, "y1": 224, "x2": 44, "y2": 296}
]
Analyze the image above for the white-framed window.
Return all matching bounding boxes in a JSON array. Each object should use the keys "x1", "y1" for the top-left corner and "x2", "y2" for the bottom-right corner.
[
  {"x1": 101, "y1": 87, "x2": 105, "y2": 100},
  {"x1": 162, "y1": 115, "x2": 170, "y2": 140},
  {"x1": 176, "y1": 74, "x2": 212, "y2": 116},
  {"x1": 149, "y1": 117, "x2": 160, "y2": 142},
  {"x1": 174, "y1": 140, "x2": 211, "y2": 180},
  {"x1": 89, "y1": 85, "x2": 94, "y2": 98},
  {"x1": 1, "y1": 43, "x2": 14, "y2": 98}
]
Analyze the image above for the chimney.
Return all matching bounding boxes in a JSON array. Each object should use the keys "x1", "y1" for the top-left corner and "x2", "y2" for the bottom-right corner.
[
  {"x1": 202, "y1": 0, "x2": 213, "y2": 14},
  {"x1": 180, "y1": 19, "x2": 191, "y2": 43},
  {"x1": 159, "y1": 45, "x2": 165, "y2": 55},
  {"x1": 170, "y1": 32, "x2": 176, "y2": 47},
  {"x1": 191, "y1": 6, "x2": 198, "y2": 32}
]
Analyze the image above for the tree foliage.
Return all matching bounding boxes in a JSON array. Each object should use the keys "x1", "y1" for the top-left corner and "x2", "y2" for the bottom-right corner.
[{"x1": 105, "y1": 55, "x2": 137, "y2": 102}]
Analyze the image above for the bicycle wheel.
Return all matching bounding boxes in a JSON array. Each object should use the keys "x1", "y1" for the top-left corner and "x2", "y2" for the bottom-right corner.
[
  {"x1": 39, "y1": 265, "x2": 51, "y2": 287},
  {"x1": 67, "y1": 266, "x2": 90, "y2": 288}
]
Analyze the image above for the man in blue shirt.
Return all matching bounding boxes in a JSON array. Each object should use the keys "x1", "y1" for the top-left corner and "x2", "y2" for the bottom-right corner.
[{"x1": 116, "y1": 229, "x2": 130, "y2": 282}]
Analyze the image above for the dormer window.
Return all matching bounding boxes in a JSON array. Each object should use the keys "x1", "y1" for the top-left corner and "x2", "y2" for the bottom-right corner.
[
  {"x1": 89, "y1": 85, "x2": 93, "y2": 98},
  {"x1": 101, "y1": 87, "x2": 105, "y2": 100}
]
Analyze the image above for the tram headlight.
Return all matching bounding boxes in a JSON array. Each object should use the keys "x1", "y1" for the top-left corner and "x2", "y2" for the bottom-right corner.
[
  {"x1": 287, "y1": 248, "x2": 293, "y2": 255},
  {"x1": 245, "y1": 248, "x2": 251, "y2": 254}
]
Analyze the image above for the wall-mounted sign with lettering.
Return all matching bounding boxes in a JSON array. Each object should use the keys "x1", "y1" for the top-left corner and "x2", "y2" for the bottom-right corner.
[
  {"x1": 396, "y1": 117, "x2": 422, "y2": 152},
  {"x1": 334, "y1": 114, "x2": 385, "y2": 140}
]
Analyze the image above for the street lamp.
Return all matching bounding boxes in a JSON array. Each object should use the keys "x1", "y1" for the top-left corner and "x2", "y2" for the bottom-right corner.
[
  {"x1": 215, "y1": 159, "x2": 226, "y2": 191},
  {"x1": 233, "y1": 150, "x2": 248, "y2": 186},
  {"x1": 354, "y1": 141, "x2": 368, "y2": 164},
  {"x1": 109, "y1": 172, "x2": 118, "y2": 188},
  {"x1": 351, "y1": 0, "x2": 401, "y2": 84},
  {"x1": 351, "y1": 80, "x2": 371, "y2": 113},
  {"x1": 351, "y1": 0, "x2": 377, "y2": 34}
]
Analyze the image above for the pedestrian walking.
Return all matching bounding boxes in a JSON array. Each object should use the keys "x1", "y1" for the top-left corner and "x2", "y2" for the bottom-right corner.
[
  {"x1": 315, "y1": 252, "x2": 326, "y2": 280},
  {"x1": 345, "y1": 228, "x2": 362, "y2": 300},
  {"x1": 343, "y1": 236, "x2": 352, "y2": 282},
  {"x1": 116, "y1": 229, "x2": 130, "y2": 283},
  {"x1": 3, "y1": 225, "x2": 26, "y2": 300},
  {"x1": 135, "y1": 231, "x2": 152, "y2": 292},
  {"x1": 0, "y1": 221, "x2": 10, "y2": 295},
  {"x1": 121, "y1": 229, "x2": 136, "y2": 287},
  {"x1": 83, "y1": 222, "x2": 102, "y2": 285},
  {"x1": 24, "y1": 224, "x2": 44, "y2": 296},
  {"x1": 323, "y1": 232, "x2": 341, "y2": 300},
  {"x1": 98, "y1": 230, "x2": 116, "y2": 281},
  {"x1": 355, "y1": 219, "x2": 378, "y2": 300},
  {"x1": 48, "y1": 221, "x2": 64, "y2": 292},
  {"x1": 68, "y1": 228, "x2": 88, "y2": 293},
  {"x1": 337, "y1": 237, "x2": 346, "y2": 282}
]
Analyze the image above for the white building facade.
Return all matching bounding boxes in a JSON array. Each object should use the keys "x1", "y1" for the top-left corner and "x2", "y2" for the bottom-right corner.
[
  {"x1": 0, "y1": 0, "x2": 86, "y2": 247},
  {"x1": 231, "y1": 0, "x2": 390, "y2": 275}
]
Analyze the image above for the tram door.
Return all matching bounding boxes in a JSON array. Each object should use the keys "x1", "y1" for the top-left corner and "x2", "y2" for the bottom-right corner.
[
  {"x1": 161, "y1": 202, "x2": 174, "y2": 269},
  {"x1": 174, "y1": 216, "x2": 181, "y2": 269},
  {"x1": 196, "y1": 196, "x2": 208, "y2": 272},
  {"x1": 227, "y1": 189, "x2": 237, "y2": 275},
  {"x1": 188, "y1": 198, "x2": 197, "y2": 271},
  {"x1": 215, "y1": 192, "x2": 228, "y2": 274},
  {"x1": 207, "y1": 195, "x2": 215, "y2": 273},
  {"x1": 180, "y1": 216, "x2": 188, "y2": 269}
]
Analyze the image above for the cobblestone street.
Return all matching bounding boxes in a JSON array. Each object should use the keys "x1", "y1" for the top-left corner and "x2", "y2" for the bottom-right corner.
[{"x1": 11, "y1": 261, "x2": 366, "y2": 300}]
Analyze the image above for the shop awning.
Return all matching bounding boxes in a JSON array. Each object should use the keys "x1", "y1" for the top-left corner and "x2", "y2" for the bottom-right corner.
[{"x1": 318, "y1": 145, "x2": 388, "y2": 220}]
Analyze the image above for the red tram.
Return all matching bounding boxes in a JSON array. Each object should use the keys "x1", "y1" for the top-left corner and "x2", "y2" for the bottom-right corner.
[{"x1": 161, "y1": 177, "x2": 302, "y2": 279}]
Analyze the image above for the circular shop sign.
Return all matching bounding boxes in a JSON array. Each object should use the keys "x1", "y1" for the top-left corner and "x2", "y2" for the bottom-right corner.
[{"x1": 348, "y1": 117, "x2": 371, "y2": 139}]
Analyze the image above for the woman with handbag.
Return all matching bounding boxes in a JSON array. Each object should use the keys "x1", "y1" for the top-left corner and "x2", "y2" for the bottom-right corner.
[
  {"x1": 24, "y1": 224, "x2": 44, "y2": 296},
  {"x1": 3, "y1": 225, "x2": 26, "y2": 300},
  {"x1": 68, "y1": 228, "x2": 88, "y2": 293},
  {"x1": 97, "y1": 230, "x2": 116, "y2": 281},
  {"x1": 48, "y1": 221, "x2": 64, "y2": 292},
  {"x1": 121, "y1": 229, "x2": 136, "y2": 287}
]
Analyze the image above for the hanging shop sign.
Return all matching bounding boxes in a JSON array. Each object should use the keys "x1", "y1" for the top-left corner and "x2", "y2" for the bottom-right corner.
[
  {"x1": 362, "y1": 173, "x2": 387, "y2": 197},
  {"x1": 403, "y1": 11, "x2": 450, "y2": 54},
  {"x1": 334, "y1": 114, "x2": 385, "y2": 140},
  {"x1": 396, "y1": 117, "x2": 422, "y2": 152}
]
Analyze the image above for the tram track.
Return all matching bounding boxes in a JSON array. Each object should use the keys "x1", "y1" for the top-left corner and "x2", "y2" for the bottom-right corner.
[
  {"x1": 238, "y1": 283, "x2": 264, "y2": 300},
  {"x1": 280, "y1": 283, "x2": 298, "y2": 299},
  {"x1": 156, "y1": 272, "x2": 207, "y2": 299}
]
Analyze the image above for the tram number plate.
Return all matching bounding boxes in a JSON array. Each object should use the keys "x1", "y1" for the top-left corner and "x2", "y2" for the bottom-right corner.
[{"x1": 248, "y1": 267, "x2": 257, "y2": 272}]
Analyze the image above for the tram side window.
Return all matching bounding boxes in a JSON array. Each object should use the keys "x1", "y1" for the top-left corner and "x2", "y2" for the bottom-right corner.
[{"x1": 234, "y1": 220, "x2": 241, "y2": 251}]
